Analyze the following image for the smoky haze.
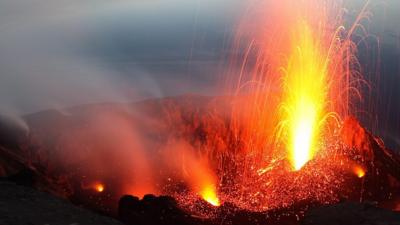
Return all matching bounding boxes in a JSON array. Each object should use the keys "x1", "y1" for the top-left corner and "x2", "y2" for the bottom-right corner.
[{"x1": 0, "y1": 0, "x2": 241, "y2": 115}]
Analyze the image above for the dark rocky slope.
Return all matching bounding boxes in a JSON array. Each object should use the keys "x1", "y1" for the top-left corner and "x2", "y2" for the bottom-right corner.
[{"x1": 0, "y1": 181, "x2": 122, "y2": 225}]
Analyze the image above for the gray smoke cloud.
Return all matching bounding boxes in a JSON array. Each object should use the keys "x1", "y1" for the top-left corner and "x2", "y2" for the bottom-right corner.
[
  {"x1": 0, "y1": 1, "x2": 166, "y2": 116},
  {"x1": 0, "y1": 0, "x2": 242, "y2": 117}
]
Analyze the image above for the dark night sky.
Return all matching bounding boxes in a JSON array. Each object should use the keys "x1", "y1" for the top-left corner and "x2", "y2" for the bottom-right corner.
[{"x1": 0, "y1": 0, "x2": 398, "y2": 147}]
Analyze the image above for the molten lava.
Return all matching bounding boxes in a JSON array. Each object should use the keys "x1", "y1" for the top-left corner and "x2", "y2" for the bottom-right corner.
[
  {"x1": 353, "y1": 165, "x2": 366, "y2": 178},
  {"x1": 200, "y1": 185, "x2": 220, "y2": 206},
  {"x1": 280, "y1": 21, "x2": 328, "y2": 171},
  {"x1": 95, "y1": 183, "x2": 105, "y2": 193}
]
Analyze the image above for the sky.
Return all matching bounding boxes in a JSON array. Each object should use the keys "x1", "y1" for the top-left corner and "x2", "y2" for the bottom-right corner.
[{"x1": 0, "y1": 0, "x2": 398, "y2": 146}]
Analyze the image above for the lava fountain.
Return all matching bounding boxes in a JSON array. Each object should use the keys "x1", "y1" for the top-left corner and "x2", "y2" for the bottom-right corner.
[
  {"x1": 275, "y1": 0, "x2": 366, "y2": 171},
  {"x1": 280, "y1": 21, "x2": 329, "y2": 170},
  {"x1": 214, "y1": 0, "x2": 370, "y2": 210},
  {"x1": 200, "y1": 184, "x2": 220, "y2": 207},
  {"x1": 229, "y1": 0, "x2": 365, "y2": 171}
]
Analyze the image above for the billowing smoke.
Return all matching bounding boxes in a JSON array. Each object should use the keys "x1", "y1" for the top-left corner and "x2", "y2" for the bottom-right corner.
[
  {"x1": 0, "y1": 0, "x2": 243, "y2": 117},
  {"x1": 0, "y1": 0, "x2": 165, "y2": 116}
]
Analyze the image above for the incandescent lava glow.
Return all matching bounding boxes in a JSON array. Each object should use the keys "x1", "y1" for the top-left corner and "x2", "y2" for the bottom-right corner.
[
  {"x1": 95, "y1": 183, "x2": 105, "y2": 193},
  {"x1": 281, "y1": 21, "x2": 328, "y2": 171},
  {"x1": 291, "y1": 113, "x2": 316, "y2": 170},
  {"x1": 353, "y1": 165, "x2": 366, "y2": 178},
  {"x1": 200, "y1": 185, "x2": 220, "y2": 206}
]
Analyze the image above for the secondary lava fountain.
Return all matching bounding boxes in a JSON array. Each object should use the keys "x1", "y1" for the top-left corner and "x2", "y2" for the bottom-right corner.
[{"x1": 200, "y1": 185, "x2": 220, "y2": 207}]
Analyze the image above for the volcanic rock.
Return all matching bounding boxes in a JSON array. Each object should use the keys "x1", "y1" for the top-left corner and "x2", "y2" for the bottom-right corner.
[
  {"x1": 118, "y1": 194, "x2": 203, "y2": 225},
  {"x1": 0, "y1": 180, "x2": 122, "y2": 225},
  {"x1": 302, "y1": 202, "x2": 400, "y2": 225},
  {"x1": 340, "y1": 117, "x2": 400, "y2": 205}
]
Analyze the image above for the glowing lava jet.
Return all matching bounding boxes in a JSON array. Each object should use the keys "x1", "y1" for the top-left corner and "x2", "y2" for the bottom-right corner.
[
  {"x1": 216, "y1": 0, "x2": 367, "y2": 210},
  {"x1": 274, "y1": 0, "x2": 361, "y2": 171},
  {"x1": 200, "y1": 184, "x2": 220, "y2": 206},
  {"x1": 280, "y1": 21, "x2": 329, "y2": 171}
]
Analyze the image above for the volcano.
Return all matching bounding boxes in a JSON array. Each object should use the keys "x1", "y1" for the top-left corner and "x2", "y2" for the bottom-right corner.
[
  {"x1": 0, "y1": 0, "x2": 399, "y2": 224},
  {"x1": 0, "y1": 95, "x2": 399, "y2": 225}
]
